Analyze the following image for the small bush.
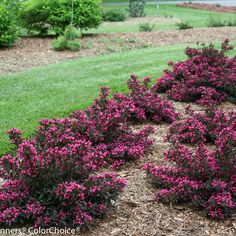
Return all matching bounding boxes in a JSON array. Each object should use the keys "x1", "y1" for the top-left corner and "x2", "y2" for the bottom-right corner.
[
  {"x1": 64, "y1": 25, "x2": 81, "y2": 40},
  {"x1": 207, "y1": 16, "x2": 236, "y2": 27},
  {"x1": 153, "y1": 40, "x2": 236, "y2": 105},
  {"x1": 0, "y1": 4, "x2": 18, "y2": 47},
  {"x1": 166, "y1": 108, "x2": 234, "y2": 144},
  {"x1": 52, "y1": 36, "x2": 68, "y2": 51},
  {"x1": 127, "y1": 37, "x2": 137, "y2": 43},
  {"x1": 19, "y1": 0, "x2": 102, "y2": 36},
  {"x1": 207, "y1": 16, "x2": 226, "y2": 27},
  {"x1": 67, "y1": 40, "x2": 81, "y2": 52},
  {"x1": 81, "y1": 40, "x2": 94, "y2": 49},
  {"x1": 113, "y1": 75, "x2": 179, "y2": 124},
  {"x1": 52, "y1": 26, "x2": 81, "y2": 51},
  {"x1": 226, "y1": 18, "x2": 236, "y2": 26},
  {"x1": 144, "y1": 108, "x2": 236, "y2": 220},
  {"x1": 102, "y1": 9, "x2": 127, "y2": 22},
  {"x1": 163, "y1": 13, "x2": 173, "y2": 18},
  {"x1": 176, "y1": 21, "x2": 193, "y2": 30},
  {"x1": 71, "y1": 86, "x2": 154, "y2": 168},
  {"x1": 139, "y1": 22, "x2": 155, "y2": 32},
  {"x1": 129, "y1": 0, "x2": 146, "y2": 17}
]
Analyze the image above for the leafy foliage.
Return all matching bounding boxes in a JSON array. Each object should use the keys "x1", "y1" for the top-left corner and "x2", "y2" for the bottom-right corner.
[
  {"x1": 153, "y1": 40, "x2": 236, "y2": 105},
  {"x1": 2, "y1": 0, "x2": 25, "y2": 16},
  {"x1": 176, "y1": 21, "x2": 193, "y2": 30},
  {"x1": 0, "y1": 4, "x2": 18, "y2": 47},
  {"x1": 71, "y1": 86, "x2": 154, "y2": 168},
  {"x1": 144, "y1": 108, "x2": 236, "y2": 220},
  {"x1": 102, "y1": 9, "x2": 127, "y2": 22},
  {"x1": 52, "y1": 25, "x2": 81, "y2": 51},
  {"x1": 139, "y1": 22, "x2": 155, "y2": 32},
  {"x1": 113, "y1": 75, "x2": 179, "y2": 124},
  {"x1": 129, "y1": 0, "x2": 146, "y2": 17},
  {"x1": 19, "y1": 0, "x2": 102, "y2": 35}
]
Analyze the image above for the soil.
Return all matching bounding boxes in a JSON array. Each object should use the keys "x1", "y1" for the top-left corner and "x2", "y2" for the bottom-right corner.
[
  {"x1": 177, "y1": 2, "x2": 236, "y2": 13},
  {"x1": 1, "y1": 26, "x2": 236, "y2": 74}
]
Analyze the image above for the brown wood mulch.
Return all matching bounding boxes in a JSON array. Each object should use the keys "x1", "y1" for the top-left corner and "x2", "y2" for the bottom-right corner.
[
  {"x1": 177, "y1": 2, "x2": 236, "y2": 13},
  {"x1": 1, "y1": 26, "x2": 236, "y2": 75}
]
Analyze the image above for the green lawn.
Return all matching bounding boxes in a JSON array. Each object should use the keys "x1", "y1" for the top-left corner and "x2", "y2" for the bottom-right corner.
[
  {"x1": 87, "y1": 4, "x2": 236, "y2": 33},
  {"x1": 1, "y1": 41, "x2": 236, "y2": 155}
]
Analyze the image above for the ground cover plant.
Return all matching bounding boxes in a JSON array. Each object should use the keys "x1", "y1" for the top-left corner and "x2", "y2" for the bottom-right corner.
[
  {"x1": 154, "y1": 39, "x2": 236, "y2": 105},
  {"x1": 144, "y1": 108, "x2": 236, "y2": 220}
]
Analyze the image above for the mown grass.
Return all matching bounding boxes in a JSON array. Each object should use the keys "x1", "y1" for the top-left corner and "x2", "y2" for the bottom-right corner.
[
  {"x1": 87, "y1": 4, "x2": 236, "y2": 33},
  {"x1": 1, "y1": 41, "x2": 236, "y2": 155}
]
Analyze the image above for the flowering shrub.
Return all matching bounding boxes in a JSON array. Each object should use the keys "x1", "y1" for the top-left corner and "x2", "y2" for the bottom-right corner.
[
  {"x1": 0, "y1": 85, "x2": 156, "y2": 228},
  {"x1": 153, "y1": 40, "x2": 236, "y2": 105},
  {"x1": 0, "y1": 174, "x2": 126, "y2": 227},
  {"x1": 0, "y1": 123, "x2": 127, "y2": 228},
  {"x1": 113, "y1": 75, "x2": 179, "y2": 124},
  {"x1": 166, "y1": 108, "x2": 235, "y2": 144},
  {"x1": 144, "y1": 109, "x2": 236, "y2": 219},
  {"x1": 71, "y1": 86, "x2": 154, "y2": 168}
]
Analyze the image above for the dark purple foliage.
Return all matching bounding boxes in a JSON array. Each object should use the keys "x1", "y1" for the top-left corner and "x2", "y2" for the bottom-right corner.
[
  {"x1": 114, "y1": 75, "x2": 179, "y2": 124},
  {"x1": 153, "y1": 39, "x2": 236, "y2": 105},
  {"x1": 144, "y1": 109, "x2": 236, "y2": 219}
]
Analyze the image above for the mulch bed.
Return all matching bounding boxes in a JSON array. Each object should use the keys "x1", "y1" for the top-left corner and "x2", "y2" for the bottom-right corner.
[
  {"x1": 1, "y1": 27, "x2": 236, "y2": 75},
  {"x1": 177, "y1": 3, "x2": 236, "y2": 13}
]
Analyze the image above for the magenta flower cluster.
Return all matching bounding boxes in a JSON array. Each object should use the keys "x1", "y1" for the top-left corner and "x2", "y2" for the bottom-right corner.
[
  {"x1": 0, "y1": 174, "x2": 126, "y2": 227},
  {"x1": 114, "y1": 75, "x2": 179, "y2": 124},
  {"x1": 144, "y1": 108, "x2": 236, "y2": 219},
  {"x1": 71, "y1": 86, "x2": 154, "y2": 168},
  {"x1": 153, "y1": 39, "x2": 236, "y2": 106},
  {"x1": 166, "y1": 108, "x2": 234, "y2": 144}
]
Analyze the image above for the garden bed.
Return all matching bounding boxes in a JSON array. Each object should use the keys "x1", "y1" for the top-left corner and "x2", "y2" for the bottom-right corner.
[
  {"x1": 78, "y1": 101, "x2": 236, "y2": 236},
  {"x1": 0, "y1": 101, "x2": 235, "y2": 236},
  {"x1": 1, "y1": 27, "x2": 236, "y2": 74},
  {"x1": 177, "y1": 3, "x2": 236, "y2": 13}
]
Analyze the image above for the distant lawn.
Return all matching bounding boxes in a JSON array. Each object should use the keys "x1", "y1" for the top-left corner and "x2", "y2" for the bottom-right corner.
[
  {"x1": 1, "y1": 41, "x2": 236, "y2": 155},
  {"x1": 87, "y1": 4, "x2": 236, "y2": 33}
]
